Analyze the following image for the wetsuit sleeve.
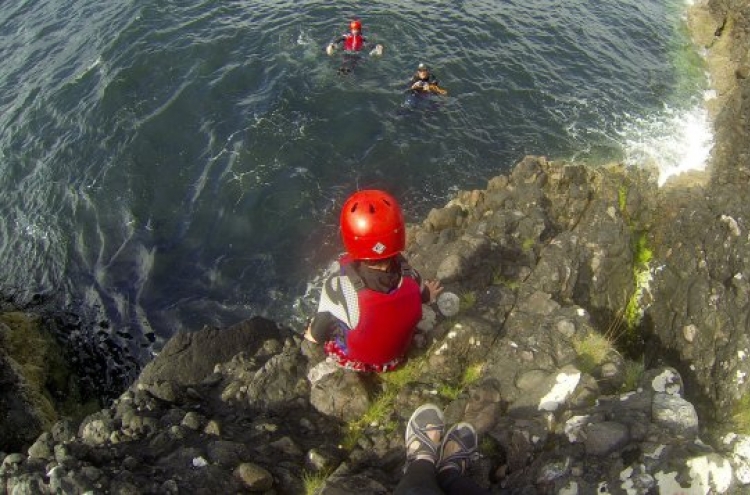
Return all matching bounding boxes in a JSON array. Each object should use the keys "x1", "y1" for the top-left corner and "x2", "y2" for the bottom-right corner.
[
  {"x1": 310, "y1": 311, "x2": 338, "y2": 342},
  {"x1": 329, "y1": 35, "x2": 346, "y2": 46},
  {"x1": 399, "y1": 256, "x2": 430, "y2": 303}
]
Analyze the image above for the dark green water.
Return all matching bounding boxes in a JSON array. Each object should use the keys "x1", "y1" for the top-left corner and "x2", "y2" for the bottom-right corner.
[{"x1": 0, "y1": 0, "x2": 709, "y2": 361}]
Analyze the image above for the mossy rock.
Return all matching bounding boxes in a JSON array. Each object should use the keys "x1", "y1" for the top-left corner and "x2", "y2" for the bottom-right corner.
[{"x1": 0, "y1": 311, "x2": 93, "y2": 428}]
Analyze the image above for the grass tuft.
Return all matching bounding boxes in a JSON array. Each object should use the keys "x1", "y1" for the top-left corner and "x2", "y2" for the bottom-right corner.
[
  {"x1": 618, "y1": 185, "x2": 628, "y2": 214},
  {"x1": 573, "y1": 332, "x2": 613, "y2": 375},
  {"x1": 480, "y1": 435, "x2": 501, "y2": 457},
  {"x1": 438, "y1": 362, "x2": 484, "y2": 401},
  {"x1": 459, "y1": 291, "x2": 477, "y2": 311},
  {"x1": 302, "y1": 469, "x2": 331, "y2": 495},
  {"x1": 620, "y1": 359, "x2": 645, "y2": 393}
]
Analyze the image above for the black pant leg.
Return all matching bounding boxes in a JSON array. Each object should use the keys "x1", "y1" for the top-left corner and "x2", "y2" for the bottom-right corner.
[{"x1": 393, "y1": 460, "x2": 443, "y2": 495}]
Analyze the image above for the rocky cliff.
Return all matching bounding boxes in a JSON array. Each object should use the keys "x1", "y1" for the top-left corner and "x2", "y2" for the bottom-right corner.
[{"x1": 3, "y1": 0, "x2": 750, "y2": 493}]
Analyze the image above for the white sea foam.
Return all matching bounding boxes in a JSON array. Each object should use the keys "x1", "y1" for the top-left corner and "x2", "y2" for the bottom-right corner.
[{"x1": 620, "y1": 100, "x2": 713, "y2": 186}]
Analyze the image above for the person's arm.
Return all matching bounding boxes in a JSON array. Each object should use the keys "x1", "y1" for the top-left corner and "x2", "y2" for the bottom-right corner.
[
  {"x1": 326, "y1": 35, "x2": 345, "y2": 55},
  {"x1": 409, "y1": 75, "x2": 428, "y2": 91},
  {"x1": 366, "y1": 38, "x2": 384, "y2": 56},
  {"x1": 306, "y1": 311, "x2": 338, "y2": 343},
  {"x1": 422, "y1": 280, "x2": 443, "y2": 303},
  {"x1": 405, "y1": 261, "x2": 443, "y2": 303}
]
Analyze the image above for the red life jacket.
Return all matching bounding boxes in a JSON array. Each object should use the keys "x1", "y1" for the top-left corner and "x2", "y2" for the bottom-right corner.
[
  {"x1": 343, "y1": 33, "x2": 364, "y2": 51},
  {"x1": 338, "y1": 257, "x2": 422, "y2": 365}
]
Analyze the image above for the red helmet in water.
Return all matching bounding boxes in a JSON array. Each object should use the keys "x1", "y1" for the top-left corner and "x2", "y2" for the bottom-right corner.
[
  {"x1": 340, "y1": 190, "x2": 405, "y2": 260},
  {"x1": 350, "y1": 20, "x2": 362, "y2": 32}
]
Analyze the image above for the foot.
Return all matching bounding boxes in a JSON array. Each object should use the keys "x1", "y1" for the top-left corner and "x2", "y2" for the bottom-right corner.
[
  {"x1": 437, "y1": 422, "x2": 479, "y2": 475},
  {"x1": 405, "y1": 403, "x2": 444, "y2": 468}
]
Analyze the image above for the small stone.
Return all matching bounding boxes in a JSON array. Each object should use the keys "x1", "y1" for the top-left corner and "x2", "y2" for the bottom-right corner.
[
  {"x1": 160, "y1": 479, "x2": 179, "y2": 494},
  {"x1": 181, "y1": 411, "x2": 203, "y2": 431},
  {"x1": 682, "y1": 324, "x2": 698, "y2": 343},
  {"x1": 235, "y1": 463, "x2": 273, "y2": 492},
  {"x1": 204, "y1": 420, "x2": 221, "y2": 436},
  {"x1": 306, "y1": 448, "x2": 337, "y2": 471},
  {"x1": 556, "y1": 320, "x2": 576, "y2": 338},
  {"x1": 437, "y1": 292, "x2": 461, "y2": 317}
]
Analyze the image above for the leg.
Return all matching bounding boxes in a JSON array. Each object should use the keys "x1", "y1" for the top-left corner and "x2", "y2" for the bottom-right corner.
[
  {"x1": 394, "y1": 404, "x2": 446, "y2": 495},
  {"x1": 393, "y1": 459, "x2": 443, "y2": 495},
  {"x1": 437, "y1": 471, "x2": 489, "y2": 495},
  {"x1": 436, "y1": 423, "x2": 490, "y2": 495}
]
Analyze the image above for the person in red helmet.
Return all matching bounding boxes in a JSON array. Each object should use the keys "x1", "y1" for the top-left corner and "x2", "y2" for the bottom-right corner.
[
  {"x1": 304, "y1": 190, "x2": 442, "y2": 372},
  {"x1": 326, "y1": 19, "x2": 384, "y2": 74}
]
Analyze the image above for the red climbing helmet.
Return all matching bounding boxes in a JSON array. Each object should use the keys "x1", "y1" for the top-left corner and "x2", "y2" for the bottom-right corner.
[
  {"x1": 340, "y1": 190, "x2": 405, "y2": 260},
  {"x1": 350, "y1": 19, "x2": 362, "y2": 32}
]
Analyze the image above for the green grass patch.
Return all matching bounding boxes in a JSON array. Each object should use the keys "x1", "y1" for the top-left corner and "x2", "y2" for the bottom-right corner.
[
  {"x1": 633, "y1": 232, "x2": 653, "y2": 265},
  {"x1": 459, "y1": 291, "x2": 477, "y2": 311},
  {"x1": 492, "y1": 274, "x2": 520, "y2": 289},
  {"x1": 618, "y1": 185, "x2": 628, "y2": 214},
  {"x1": 618, "y1": 229, "x2": 653, "y2": 353},
  {"x1": 380, "y1": 356, "x2": 426, "y2": 389},
  {"x1": 623, "y1": 234, "x2": 653, "y2": 333},
  {"x1": 438, "y1": 383, "x2": 462, "y2": 401},
  {"x1": 343, "y1": 389, "x2": 399, "y2": 450},
  {"x1": 480, "y1": 435, "x2": 501, "y2": 458},
  {"x1": 438, "y1": 362, "x2": 484, "y2": 401},
  {"x1": 731, "y1": 394, "x2": 750, "y2": 434},
  {"x1": 463, "y1": 362, "x2": 483, "y2": 385}
]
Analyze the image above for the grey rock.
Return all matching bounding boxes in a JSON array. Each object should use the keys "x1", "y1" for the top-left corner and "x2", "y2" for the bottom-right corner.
[
  {"x1": 310, "y1": 370, "x2": 371, "y2": 422},
  {"x1": 234, "y1": 462, "x2": 273, "y2": 492},
  {"x1": 584, "y1": 421, "x2": 630, "y2": 456},
  {"x1": 437, "y1": 253, "x2": 467, "y2": 281},
  {"x1": 138, "y1": 317, "x2": 284, "y2": 386},
  {"x1": 181, "y1": 411, "x2": 204, "y2": 431},
  {"x1": 79, "y1": 416, "x2": 114, "y2": 446},
  {"x1": 652, "y1": 393, "x2": 699, "y2": 436},
  {"x1": 26, "y1": 433, "x2": 52, "y2": 460}
]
